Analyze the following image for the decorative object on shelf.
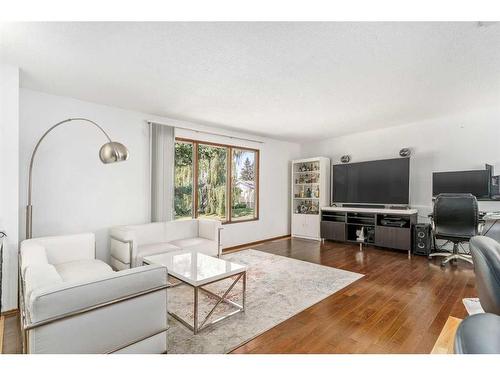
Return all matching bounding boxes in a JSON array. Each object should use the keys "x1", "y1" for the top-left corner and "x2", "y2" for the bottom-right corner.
[
  {"x1": 25, "y1": 118, "x2": 129, "y2": 239},
  {"x1": 356, "y1": 226, "x2": 366, "y2": 242},
  {"x1": 294, "y1": 200, "x2": 320, "y2": 215},
  {"x1": 399, "y1": 148, "x2": 411, "y2": 157},
  {"x1": 292, "y1": 157, "x2": 330, "y2": 240},
  {"x1": 340, "y1": 155, "x2": 351, "y2": 163}
]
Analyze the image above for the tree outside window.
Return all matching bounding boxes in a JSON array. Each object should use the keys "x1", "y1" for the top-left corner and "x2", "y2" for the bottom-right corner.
[
  {"x1": 231, "y1": 149, "x2": 257, "y2": 221},
  {"x1": 174, "y1": 141, "x2": 193, "y2": 220},
  {"x1": 174, "y1": 139, "x2": 259, "y2": 223},
  {"x1": 197, "y1": 144, "x2": 227, "y2": 221}
]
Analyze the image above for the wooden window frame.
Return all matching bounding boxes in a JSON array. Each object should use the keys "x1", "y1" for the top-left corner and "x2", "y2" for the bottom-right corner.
[{"x1": 175, "y1": 137, "x2": 260, "y2": 224}]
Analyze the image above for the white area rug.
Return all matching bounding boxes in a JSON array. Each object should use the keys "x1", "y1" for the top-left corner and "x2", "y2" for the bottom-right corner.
[{"x1": 166, "y1": 249, "x2": 363, "y2": 353}]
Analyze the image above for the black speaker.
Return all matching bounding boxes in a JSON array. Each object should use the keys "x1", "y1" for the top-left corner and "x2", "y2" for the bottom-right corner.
[
  {"x1": 413, "y1": 224, "x2": 432, "y2": 256},
  {"x1": 340, "y1": 155, "x2": 351, "y2": 163}
]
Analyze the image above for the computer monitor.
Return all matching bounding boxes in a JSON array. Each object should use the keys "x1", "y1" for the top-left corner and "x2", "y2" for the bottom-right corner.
[{"x1": 432, "y1": 169, "x2": 490, "y2": 199}]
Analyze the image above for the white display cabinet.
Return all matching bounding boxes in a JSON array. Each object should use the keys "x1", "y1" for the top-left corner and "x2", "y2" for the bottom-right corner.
[{"x1": 291, "y1": 157, "x2": 330, "y2": 240}]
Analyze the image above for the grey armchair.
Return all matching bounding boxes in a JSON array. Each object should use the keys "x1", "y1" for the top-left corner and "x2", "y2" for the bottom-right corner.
[
  {"x1": 454, "y1": 313, "x2": 500, "y2": 354},
  {"x1": 469, "y1": 236, "x2": 500, "y2": 315},
  {"x1": 454, "y1": 235, "x2": 500, "y2": 354}
]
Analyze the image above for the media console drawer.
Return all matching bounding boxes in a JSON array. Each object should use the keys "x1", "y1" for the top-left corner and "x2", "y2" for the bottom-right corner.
[
  {"x1": 374, "y1": 226, "x2": 411, "y2": 250},
  {"x1": 321, "y1": 221, "x2": 346, "y2": 241}
]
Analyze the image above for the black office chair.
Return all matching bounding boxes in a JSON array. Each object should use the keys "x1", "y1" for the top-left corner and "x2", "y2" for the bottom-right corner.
[
  {"x1": 454, "y1": 235, "x2": 500, "y2": 354},
  {"x1": 428, "y1": 193, "x2": 482, "y2": 267}
]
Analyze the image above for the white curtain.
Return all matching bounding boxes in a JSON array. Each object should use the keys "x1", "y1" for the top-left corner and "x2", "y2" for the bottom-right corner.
[{"x1": 150, "y1": 122, "x2": 175, "y2": 222}]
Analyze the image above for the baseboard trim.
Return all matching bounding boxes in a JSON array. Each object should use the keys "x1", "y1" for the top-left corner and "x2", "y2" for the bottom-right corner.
[
  {"x1": 1, "y1": 309, "x2": 19, "y2": 318},
  {"x1": 222, "y1": 235, "x2": 291, "y2": 254}
]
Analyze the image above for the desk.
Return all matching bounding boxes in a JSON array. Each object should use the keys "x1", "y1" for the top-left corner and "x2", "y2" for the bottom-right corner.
[{"x1": 482, "y1": 212, "x2": 500, "y2": 239}]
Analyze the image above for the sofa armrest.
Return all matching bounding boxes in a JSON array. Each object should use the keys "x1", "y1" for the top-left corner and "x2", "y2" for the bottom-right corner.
[
  {"x1": 22, "y1": 233, "x2": 96, "y2": 265},
  {"x1": 110, "y1": 227, "x2": 137, "y2": 267},
  {"x1": 110, "y1": 223, "x2": 168, "y2": 268},
  {"x1": 198, "y1": 219, "x2": 223, "y2": 256},
  {"x1": 20, "y1": 241, "x2": 49, "y2": 277},
  {"x1": 27, "y1": 264, "x2": 168, "y2": 324},
  {"x1": 198, "y1": 219, "x2": 222, "y2": 241}
]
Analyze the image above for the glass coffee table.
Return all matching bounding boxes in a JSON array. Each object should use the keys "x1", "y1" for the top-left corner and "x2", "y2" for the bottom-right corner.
[{"x1": 143, "y1": 250, "x2": 246, "y2": 334}]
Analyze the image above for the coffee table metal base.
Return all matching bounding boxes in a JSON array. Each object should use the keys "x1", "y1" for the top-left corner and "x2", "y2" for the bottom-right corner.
[{"x1": 168, "y1": 271, "x2": 246, "y2": 334}]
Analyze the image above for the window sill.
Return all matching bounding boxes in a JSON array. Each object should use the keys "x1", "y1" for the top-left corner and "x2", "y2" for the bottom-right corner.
[{"x1": 222, "y1": 218, "x2": 259, "y2": 225}]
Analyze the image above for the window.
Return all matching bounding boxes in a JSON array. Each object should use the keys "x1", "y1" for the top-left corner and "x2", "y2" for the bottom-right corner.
[
  {"x1": 174, "y1": 138, "x2": 259, "y2": 223},
  {"x1": 231, "y1": 148, "x2": 257, "y2": 221},
  {"x1": 197, "y1": 143, "x2": 227, "y2": 221},
  {"x1": 174, "y1": 141, "x2": 193, "y2": 220}
]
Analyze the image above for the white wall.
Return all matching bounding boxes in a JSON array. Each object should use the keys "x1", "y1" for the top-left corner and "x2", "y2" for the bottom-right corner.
[
  {"x1": 301, "y1": 106, "x2": 500, "y2": 217},
  {"x1": 0, "y1": 65, "x2": 19, "y2": 312},
  {"x1": 19, "y1": 89, "x2": 152, "y2": 262},
  {"x1": 19, "y1": 89, "x2": 301, "y2": 267}
]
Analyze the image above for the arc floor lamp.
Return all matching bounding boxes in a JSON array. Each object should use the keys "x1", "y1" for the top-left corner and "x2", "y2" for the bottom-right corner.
[{"x1": 26, "y1": 117, "x2": 129, "y2": 239}]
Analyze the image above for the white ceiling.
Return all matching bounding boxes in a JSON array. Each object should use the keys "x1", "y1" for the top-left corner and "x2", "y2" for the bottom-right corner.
[{"x1": 1, "y1": 22, "x2": 499, "y2": 142}]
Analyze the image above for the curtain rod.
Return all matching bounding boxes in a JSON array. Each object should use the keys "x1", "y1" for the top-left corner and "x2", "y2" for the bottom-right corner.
[{"x1": 147, "y1": 120, "x2": 265, "y2": 144}]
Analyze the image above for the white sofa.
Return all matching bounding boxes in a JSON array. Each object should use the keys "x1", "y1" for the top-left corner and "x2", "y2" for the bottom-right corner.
[
  {"x1": 19, "y1": 232, "x2": 168, "y2": 354},
  {"x1": 109, "y1": 219, "x2": 223, "y2": 269}
]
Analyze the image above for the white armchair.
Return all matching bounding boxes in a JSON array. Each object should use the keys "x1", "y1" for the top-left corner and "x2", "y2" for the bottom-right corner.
[
  {"x1": 110, "y1": 218, "x2": 223, "y2": 269},
  {"x1": 20, "y1": 232, "x2": 168, "y2": 354}
]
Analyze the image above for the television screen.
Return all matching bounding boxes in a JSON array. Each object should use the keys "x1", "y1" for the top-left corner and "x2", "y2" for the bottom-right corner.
[
  {"x1": 332, "y1": 158, "x2": 410, "y2": 205},
  {"x1": 432, "y1": 170, "x2": 490, "y2": 198}
]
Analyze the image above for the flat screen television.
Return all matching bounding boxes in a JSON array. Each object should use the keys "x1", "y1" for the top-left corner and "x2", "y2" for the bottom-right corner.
[
  {"x1": 332, "y1": 157, "x2": 410, "y2": 205},
  {"x1": 432, "y1": 170, "x2": 490, "y2": 199}
]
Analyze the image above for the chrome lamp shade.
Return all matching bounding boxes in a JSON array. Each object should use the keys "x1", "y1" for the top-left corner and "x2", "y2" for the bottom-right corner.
[{"x1": 99, "y1": 141, "x2": 129, "y2": 163}]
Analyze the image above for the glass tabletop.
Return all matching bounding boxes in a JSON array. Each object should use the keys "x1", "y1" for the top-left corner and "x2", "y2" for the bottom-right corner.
[{"x1": 143, "y1": 250, "x2": 246, "y2": 286}]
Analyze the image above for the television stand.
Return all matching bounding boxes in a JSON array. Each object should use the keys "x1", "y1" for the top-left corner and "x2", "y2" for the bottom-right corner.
[{"x1": 320, "y1": 206, "x2": 418, "y2": 255}]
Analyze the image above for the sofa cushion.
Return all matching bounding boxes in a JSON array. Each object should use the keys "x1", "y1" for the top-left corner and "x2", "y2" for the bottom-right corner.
[
  {"x1": 164, "y1": 220, "x2": 199, "y2": 242},
  {"x1": 34, "y1": 233, "x2": 96, "y2": 265},
  {"x1": 168, "y1": 237, "x2": 218, "y2": 256},
  {"x1": 54, "y1": 259, "x2": 113, "y2": 283},
  {"x1": 136, "y1": 242, "x2": 181, "y2": 265}
]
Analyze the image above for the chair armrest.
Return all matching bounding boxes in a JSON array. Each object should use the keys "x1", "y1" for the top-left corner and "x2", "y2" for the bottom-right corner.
[
  {"x1": 22, "y1": 233, "x2": 95, "y2": 265},
  {"x1": 428, "y1": 214, "x2": 435, "y2": 230},
  {"x1": 478, "y1": 220, "x2": 486, "y2": 235},
  {"x1": 27, "y1": 264, "x2": 168, "y2": 325}
]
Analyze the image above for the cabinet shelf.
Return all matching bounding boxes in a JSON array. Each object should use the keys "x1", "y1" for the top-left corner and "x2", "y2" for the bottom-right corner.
[
  {"x1": 292, "y1": 157, "x2": 330, "y2": 240},
  {"x1": 320, "y1": 208, "x2": 418, "y2": 253}
]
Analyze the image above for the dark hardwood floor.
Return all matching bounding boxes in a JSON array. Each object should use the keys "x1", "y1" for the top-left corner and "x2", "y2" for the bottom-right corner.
[
  {"x1": 1, "y1": 237, "x2": 475, "y2": 354},
  {"x1": 231, "y1": 237, "x2": 475, "y2": 354}
]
